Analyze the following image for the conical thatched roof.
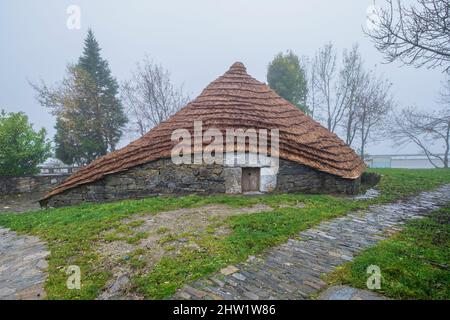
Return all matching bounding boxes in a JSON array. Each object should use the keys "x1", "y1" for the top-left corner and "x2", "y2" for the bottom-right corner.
[{"x1": 43, "y1": 62, "x2": 365, "y2": 200}]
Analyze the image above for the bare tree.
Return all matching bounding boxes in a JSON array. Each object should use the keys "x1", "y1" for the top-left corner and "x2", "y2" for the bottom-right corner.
[
  {"x1": 340, "y1": 45, "x2": 366, "y2": 146},
  {"x1": 366, "y1": 0, "x2": 450, "y2": 71},
  {"x1": 307, "y1": 57, "x2": 318, "y2": 119},
  {"x1": 438, "y1": 71, "x2": 450, "y2": 105},
  {"x1": 390, "y1": 71, "x2": 450, "y2": 168},
  {"x1": 312, "y1": 43, "x2": 348, "y2": 133},
  {"x1": 391, "y1": 107, "x2": 450, "y2": 167},
  {"x1": 312, "y1": 43, "x2": 368, "y2": 142},
  {"x1": 357, "y1": 72, "x2": 394, "y2": 158},
  {"x1": 122, "y1": 57, "x2": 190, "y2": 137},
  {"x1": 310, "y1": 43, "x2": 393, "y2": 155}
]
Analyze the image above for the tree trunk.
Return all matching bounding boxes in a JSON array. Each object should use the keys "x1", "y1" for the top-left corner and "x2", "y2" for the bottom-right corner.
[{"x1": 445, "y1": 121, "x2": 450, "y2": 168}]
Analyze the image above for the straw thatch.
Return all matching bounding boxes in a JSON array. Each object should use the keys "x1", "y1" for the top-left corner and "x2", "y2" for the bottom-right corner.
[{"x1": 42, "y1": 62, "x2": 365, "y2": 200}]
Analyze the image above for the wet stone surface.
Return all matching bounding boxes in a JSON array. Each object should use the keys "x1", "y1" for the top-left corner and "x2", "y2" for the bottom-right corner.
[
  {"x1": 0, "y1": 227, "x2": 49, "y2": 300},
  {"x1": 350, "y1": 188, "x2": 380, "y2": 201},
  {"x1": 173, "y1": 184, "x2": 450, "y2": 300},
  {"x1": 318, "y1": 285, "x2": 387, "y2": 300}
]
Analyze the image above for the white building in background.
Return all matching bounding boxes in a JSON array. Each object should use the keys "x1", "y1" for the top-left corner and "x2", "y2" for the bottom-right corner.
[
  {"x1": 365, "y1": 154, "x2": 445, "y2": 169},
  {"x1": 37, "y1": 158, "x2": 79, "y2": 175}
]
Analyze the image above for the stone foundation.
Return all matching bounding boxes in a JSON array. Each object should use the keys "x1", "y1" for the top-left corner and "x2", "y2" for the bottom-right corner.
[
  {"x1": 41, "y1": 158, "x2": 362, "y2": 208},
  {"x1": 275, "y1": 159, "x2": 360, "y2": 195},
  {"x1": 41, "y1": 159, "x2": 225, "y2": 208},
  {"x1": 361, "y1": 172, "x2": 381, "y2": 187}
]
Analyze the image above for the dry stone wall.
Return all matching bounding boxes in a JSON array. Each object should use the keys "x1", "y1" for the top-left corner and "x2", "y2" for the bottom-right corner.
[
  {"x1": 0, "y1": 175, "x2": 70, "y2": 196},
  {"x1": 276, "y1": 160, "x2": 361, "y2": 194},
  {"x1": 41, "y1": 158, "x2": 362, "y2": 208}
]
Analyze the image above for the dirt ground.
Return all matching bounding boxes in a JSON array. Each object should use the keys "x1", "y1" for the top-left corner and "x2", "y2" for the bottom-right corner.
[
  {"x1": 96, "y1": 203, "x2": 273, "y2": 300},
  {"x1": 0, "y1": 193, "x2": 44, "y2": 214}
]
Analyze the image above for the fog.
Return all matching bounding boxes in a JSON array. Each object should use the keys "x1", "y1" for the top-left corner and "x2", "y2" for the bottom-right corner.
[{"x1": 0, "y1": 0, "x2": 446, "y2": 154}]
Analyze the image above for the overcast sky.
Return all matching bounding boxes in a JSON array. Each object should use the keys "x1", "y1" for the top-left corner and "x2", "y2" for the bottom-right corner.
[{"x1": 0, "y1": 0, "x2": 446, "y2": 155}]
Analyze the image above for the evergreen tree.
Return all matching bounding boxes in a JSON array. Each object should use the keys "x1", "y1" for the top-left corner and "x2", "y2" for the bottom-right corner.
[
  {"x1": 77, "y1": 29, "x2": 127, "y2": 153},
  {"x1": 32, "y1": 29, "x2": 127, "y2": 165},
  {"x1": 52, "y1": 67, "x2": 107, "y2": 165},
  {"x1": 267, "y1": 51, "x2": 309, "y2": 113}
]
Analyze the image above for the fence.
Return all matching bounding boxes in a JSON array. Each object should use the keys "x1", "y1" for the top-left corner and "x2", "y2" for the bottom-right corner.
[
  {"x1": 37, "y1": 165, "x2": 80, "y2": 175},
  {"x1": 365, "y1": 154, "x2": 445, "y2": 169}
]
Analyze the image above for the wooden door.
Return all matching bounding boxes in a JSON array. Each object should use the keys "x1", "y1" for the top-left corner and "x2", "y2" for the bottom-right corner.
[{"x1": 241, "y1": 168, "x2": 260, "y2": 192}]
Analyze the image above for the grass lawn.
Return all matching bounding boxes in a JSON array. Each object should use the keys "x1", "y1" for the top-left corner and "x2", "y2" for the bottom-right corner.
[
  {"x1": 0, "y1": 168, "x2": 449, "y2": 299},
  {"x1": 326, "y1": 206, "x2": 450, "y2": 299}
]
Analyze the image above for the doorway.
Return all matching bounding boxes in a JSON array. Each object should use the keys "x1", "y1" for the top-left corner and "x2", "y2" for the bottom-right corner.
[{"x1": 241, "y1": 168, "x2": 260, "y2": 192}]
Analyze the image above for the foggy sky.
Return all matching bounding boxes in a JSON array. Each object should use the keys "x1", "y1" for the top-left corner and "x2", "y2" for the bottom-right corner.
[{"x1": 0, "y1": 0, "x2": 446, "y2": 155}]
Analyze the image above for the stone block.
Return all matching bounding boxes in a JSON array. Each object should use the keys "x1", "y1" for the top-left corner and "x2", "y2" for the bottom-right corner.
[{"x1": 224, "y1": 167, "x2": 241, "y2": 194}]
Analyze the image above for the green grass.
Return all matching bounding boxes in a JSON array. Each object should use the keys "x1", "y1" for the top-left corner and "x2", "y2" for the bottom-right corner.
[
  {"x1": 326, "y1": 206, "x2": 450, "y2": 300},
  {"x1": 0, "y1": 168, "x2": 449, "y2": 299},
  {"x1": 0, "y1": 194, "x2": 265, "y2": 299},
  {"x1": 136, "y1": 195, "x2": 367, "y2": 298},
  {"x1": 369, "y1": 168, "x2": 450, "y2": 202}
]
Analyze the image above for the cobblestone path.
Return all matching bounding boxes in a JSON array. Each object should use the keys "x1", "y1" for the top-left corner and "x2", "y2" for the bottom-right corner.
[
  {"x1": 0, "y1": 227, "x2": 49, "y2": 300},
  {"x1": 173, "y1": 184, "x2": 450, "y2": 300}
]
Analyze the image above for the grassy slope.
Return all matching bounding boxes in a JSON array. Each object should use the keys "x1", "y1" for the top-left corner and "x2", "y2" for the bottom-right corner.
[
  {"x1": 326, "y1": 206, "x2": 450, "y2": 299},
  {"x1": 0, "y1": 168, "x2": 449, "y2": 299}
]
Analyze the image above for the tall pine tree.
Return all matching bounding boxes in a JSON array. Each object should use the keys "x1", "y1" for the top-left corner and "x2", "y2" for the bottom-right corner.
[
  {"x1": 77, "y1": 29, "x2": 127, "y2": 153},
  {"x1": 32, "y1": 29, "x2": 127, "y2": 165}
]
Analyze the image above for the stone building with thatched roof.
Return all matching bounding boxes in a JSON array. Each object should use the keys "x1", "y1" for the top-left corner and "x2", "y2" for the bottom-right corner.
[{"x1": 40, "y1": 62, "x2": 366, "y2": 208}]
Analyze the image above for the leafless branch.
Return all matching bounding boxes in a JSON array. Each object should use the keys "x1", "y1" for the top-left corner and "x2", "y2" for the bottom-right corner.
[
  {"x1": 121, "y1": 56, "x2": 190, "y2": 137},
  {"x1": 390, "y1": 104, "x2": 450, "y2": 168},
  {"x1": 357, "y1": 72, "x2": 394, "y2": 158},
  {"x1": 365, "y1": 0, "x2": 450, "y2": 72}
]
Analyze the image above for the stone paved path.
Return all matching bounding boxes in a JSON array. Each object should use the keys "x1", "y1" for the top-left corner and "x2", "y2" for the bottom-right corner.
[
  {"x1": 173, "y1": 184, "x2": 450, "y2": 300},
  {"x1": 0, "y1": 227, "x2": 49, "y2": 300},
  {"x1": 317, "y1": 285, "x2": 387, "y2": 300}
]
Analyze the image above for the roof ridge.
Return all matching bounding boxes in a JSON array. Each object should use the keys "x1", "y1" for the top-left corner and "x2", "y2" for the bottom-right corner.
[{"x1": 227, "y1": 61, "x2": 247, "y2": 74}]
